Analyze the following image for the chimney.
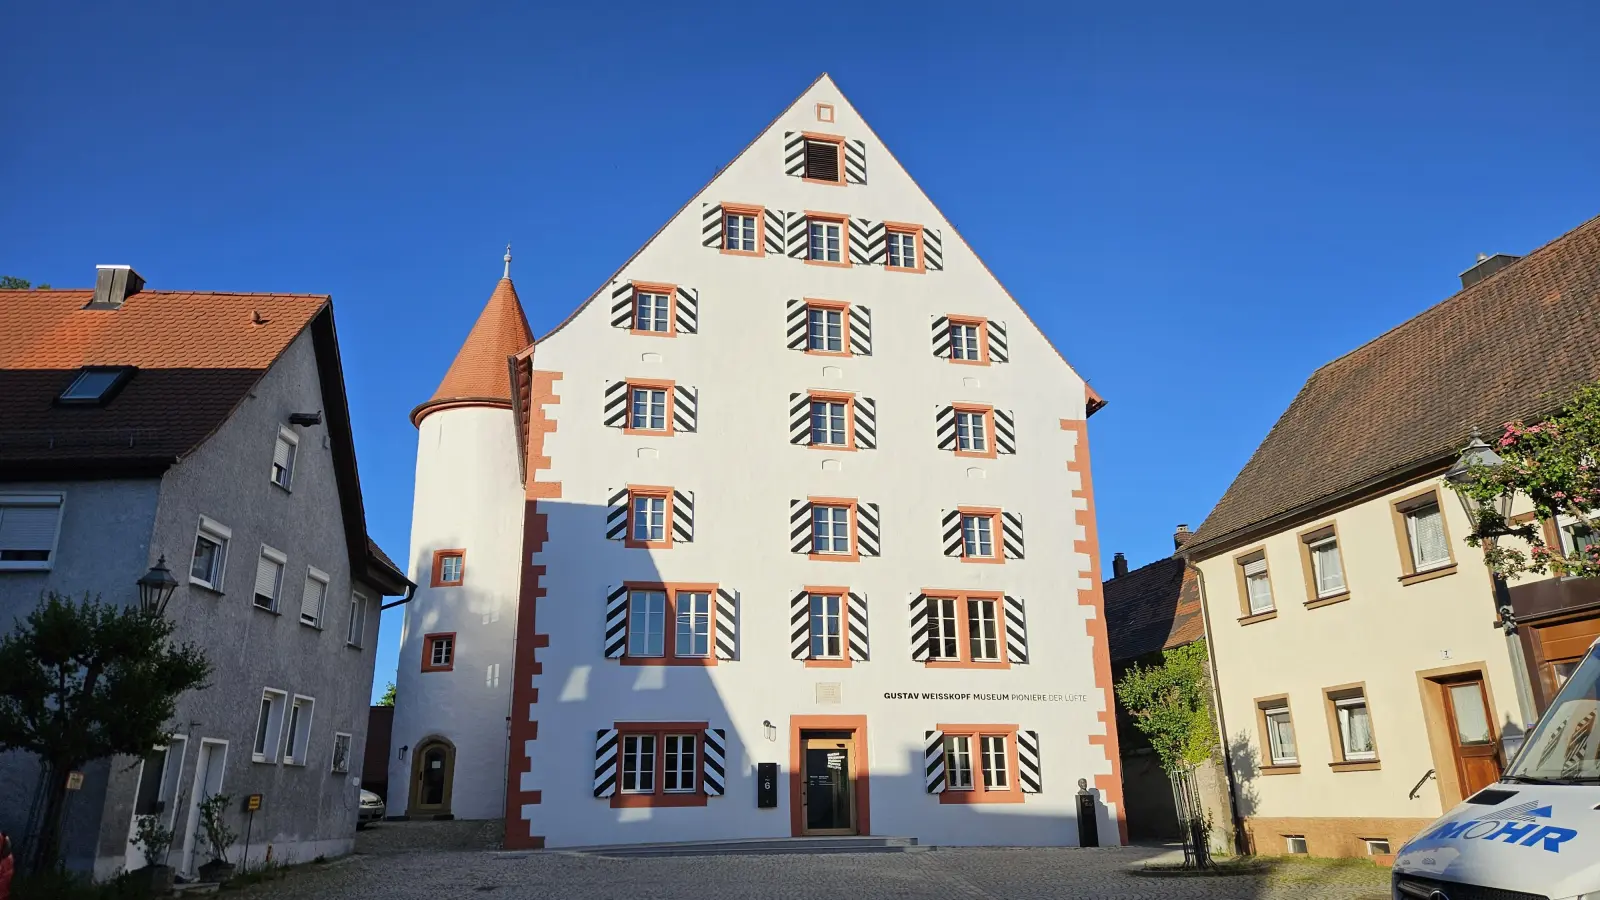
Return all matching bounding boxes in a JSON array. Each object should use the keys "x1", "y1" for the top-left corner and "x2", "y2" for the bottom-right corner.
[
  {"x1": 1459, "y1": 253, "x2": 1520, "y2": 290},
  {"x1": 87, "y1": 265, "x2": 144, "y2": 310},
  {"x1": 1111, "y1": 552, "x2": 1129, "y2": 578},
  {"x1": 1173, "y1": 523, "x2": 1193, "y2": 552}
]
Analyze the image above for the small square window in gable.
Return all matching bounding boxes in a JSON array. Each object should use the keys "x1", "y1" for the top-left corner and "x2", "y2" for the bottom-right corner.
[{"x1": 815, "y1": 103, "x2": 835, "y2": 123}]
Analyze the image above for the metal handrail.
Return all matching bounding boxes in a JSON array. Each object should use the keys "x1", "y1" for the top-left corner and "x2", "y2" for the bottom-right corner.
[{"x1": 1409, "y1": 768, "x2": 1436, "y2": 799}]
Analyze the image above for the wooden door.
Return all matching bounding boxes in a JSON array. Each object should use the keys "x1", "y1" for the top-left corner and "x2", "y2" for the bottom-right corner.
[
  {"x1": 1443, "y1": 678, "x2": 1501, "y2": 795},
  {"x1": 800, "y1": 735, "x2": 857, "y2": 835},
  {"x1": 410, "y1": 739, "x2": 455, "y2": 817}
]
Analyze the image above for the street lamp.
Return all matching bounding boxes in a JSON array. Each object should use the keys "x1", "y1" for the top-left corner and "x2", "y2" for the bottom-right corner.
[
  {"x1": 1444, "y1": 433, "x2": 1538, "y2": 729},
  {"x1": 137, "y1": 556, "x2": 179, "y2": 617}
]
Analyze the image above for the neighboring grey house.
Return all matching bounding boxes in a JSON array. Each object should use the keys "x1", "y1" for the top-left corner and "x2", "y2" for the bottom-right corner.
[{"x1": 0, "y1": 267, "x2": 409, "y2": 878}]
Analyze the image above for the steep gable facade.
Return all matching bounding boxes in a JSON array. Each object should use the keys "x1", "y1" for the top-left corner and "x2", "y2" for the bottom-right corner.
[{"x1": 392, "y1": 76, "x2": 1120, "y2": 849}]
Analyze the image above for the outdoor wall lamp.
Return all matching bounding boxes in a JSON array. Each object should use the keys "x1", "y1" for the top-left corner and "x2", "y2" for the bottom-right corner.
[
  {"x1": 137, "y1": 555, "x2": 179, "y2": 617},
  {"x1": 762, "y1": 720, "x2": 777, "y2": 742},
  {"x1": 1443, "y1": 432, "x2": 1516, "y2": 539}
]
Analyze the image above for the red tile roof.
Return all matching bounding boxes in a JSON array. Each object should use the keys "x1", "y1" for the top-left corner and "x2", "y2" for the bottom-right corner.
[
  {"x1": 1103, "y1": 556, "x2": 1206, "y2": 662},
  {"x1": 0, "y1": 289, "x2": 325, "y2": 470},
  {"x1": 1188, "y1": 213, "x2": 1600, "y2": 557},
  {"x1": 412, "y1": 277, "x2": 533, "y2": 426}
]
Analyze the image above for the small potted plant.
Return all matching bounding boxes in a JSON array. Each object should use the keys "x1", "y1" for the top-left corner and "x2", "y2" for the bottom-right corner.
[
  {"x1": 130, "y1": 815, "x2": 175, "y2": 894},
  {"x1": 195, "y1": 793, "x2": 237, "y2": 884}
]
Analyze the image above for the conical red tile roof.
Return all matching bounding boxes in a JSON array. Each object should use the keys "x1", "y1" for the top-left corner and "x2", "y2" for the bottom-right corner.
[{"x1": 411, "y1": 277, "x2": 533, "y2": 426}]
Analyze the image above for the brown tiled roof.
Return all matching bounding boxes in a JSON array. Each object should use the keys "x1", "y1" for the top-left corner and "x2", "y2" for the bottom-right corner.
[
  {"x1": 412, "y1": 277, "x2": 532, "y2": 426},
  {"x1": 1103, "y1": 557, "x2": 1206, "y2": 662},
  {"x1": 0, "y1": 285, "x2": 411, "y2": 594},
  {"x1": 1188, "y1": 213, "x2": 1600, "y2": 557},
  {"x1": 0, "y1": 290, "x2": 325, "y2": 470}
]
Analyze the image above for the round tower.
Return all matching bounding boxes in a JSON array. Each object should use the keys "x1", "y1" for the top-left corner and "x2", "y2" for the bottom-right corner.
[{"x1": 388, "y1": 251, "x2": 533, "y2": 820}]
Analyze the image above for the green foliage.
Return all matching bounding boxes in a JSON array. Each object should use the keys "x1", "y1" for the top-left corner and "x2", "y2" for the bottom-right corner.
[
  {"x1": 0, "y1": 591, "x2": 211, "y2": 871},
  {"x1": 12, "y1": 869, "x2": 153, "y2": 900},
  {"x1": 0, "y1": 276, "x2": 48, "y2": 290},
  {"x1": 130, "y1": 815, "x2": 173, "y2": 867},
  {"x1": 198, "y1": 793, "x2": 236, "y2": 864},
  {"x1": 1446, "y1": 380, "x2": 1600, "y2": 579},
  {"x1": 1115, "y1": 640, "x2": 1218, "y2": 773},
  {"x1": 377, "y1": 681, "x2": 396, "y2": 707}
]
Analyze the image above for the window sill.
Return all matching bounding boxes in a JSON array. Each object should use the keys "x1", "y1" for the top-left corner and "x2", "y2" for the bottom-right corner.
[
  {"x1": 627, "y1": 329, "x2": 676, "y2": 339},
  {"x1": 1330, "y1": 759, "x2": 1382, "y2": 772},
  {"x1": 801, "y1": 177, "x2": 846, "y2": 188},
  {"x1": 252, "y1": 603, "x2": 281, "y2": 616},
  {"x1": 299, "y1": 620, "x2": 322, "y2": 630},
  {"x1": 804, "y1": 259, "x2": 852, "y2": 269},
  {"x1": 719, "y1": 247, "x2": 764, "y2": 258},
  {"x1": 610, "y1": 792, "x2": 709, "y2": 809},
  {"x1": 420, "y1": 666, "x2": 454, "y2": 674},
  {"x1": 924, "y1": 660, "x2": 1011, "y2": 670},
  {"x1": 622, "y1": 428, "x2": 674, "y2": 438},
  {"x1": 808, "y1": 552, "x2": 860, "y2": 563},
  {"x1": 284, "y1": 759, "x2": 307, "y2": 768},
  {"x1": 1259, "y1": 764, "x2": 1301, "y2": 776},
  {"x1": 1237, "y1": 610, "x2": 1278, "y2": 626},
  {"x1": 959, "y1": 555, "x2": 1005, "y2": 565},
  {"x1": 954, "y1": 450, "x2": 999, "y2": 460},
  {"x1": 0, "y1": 562, "x2": 54, "y2": 573},
  {"x1": 1399, "y1": 564, "x2": 1457, "y2": 587},
  {"x1": 805, "y1": 658, "x2": 853, "y2": 669},
  {"x1": 1304, "y1": 591, "x2": 1351, "y2": 610},
  {"x1": 939, "y1": 788, "x2": 1024, "y2": 805},
  {"x1": 807, "y1": 443, "x2": 857, "y2": 453},
  {"x1": 949, "y1": 358, "x2": 990, "y2": 367},
  {"x1": 620, "y1": 656, "x2": 717, "y2": 667},
  {"x1": 271, "y1": 480, "x2": 292, "y2": 494},
  {"x1": 189, "y1": 578, "x2": 223, "y2": 594},
  {"x1": 885, "y1": 265, "x2": 925, "y2": 275},
  {"x1": 346, "y1": 641, "x2": 364, "y2": 651},
  {"x1": 804, "y1": 349, "x2": 852, "y2": 358},
  {"x1": 251, "y1": 755, "x2": 277, "y2": 765}
]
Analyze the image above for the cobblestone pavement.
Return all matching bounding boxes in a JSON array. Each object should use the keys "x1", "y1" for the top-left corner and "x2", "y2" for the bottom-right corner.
[{"x1": 243, "y1": 830, "x2": 1392, "y2": 900}]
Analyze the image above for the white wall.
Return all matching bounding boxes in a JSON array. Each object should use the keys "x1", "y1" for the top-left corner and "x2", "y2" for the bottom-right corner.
[{"x1": 389, "y1": 406, "x2": 524, "y2": 818}]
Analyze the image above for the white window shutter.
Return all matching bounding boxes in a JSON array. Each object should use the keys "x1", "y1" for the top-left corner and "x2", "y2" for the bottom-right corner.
[
  {"x1": 0, "y1": 504, "x2": 60, "y2": 553},
  {"x1": 1242, "y1": 558, "x2": 1268, "y2": 577},
  {"x1": 254, "y1": 555, "x2": 282, "y2": 604},
  {"x1": 300, "y1": 572, "x2": 327, "y2": 626}
]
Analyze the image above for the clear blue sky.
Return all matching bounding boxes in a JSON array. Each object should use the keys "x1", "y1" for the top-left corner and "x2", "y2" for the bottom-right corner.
[{"x1": 4, "y1": 2, "x2": 1597, "y2": 701}]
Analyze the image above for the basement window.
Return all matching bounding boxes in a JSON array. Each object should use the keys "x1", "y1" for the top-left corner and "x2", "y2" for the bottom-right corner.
[
  {"x1": 1285, "y1": 835, "x2": 1308, "y2": 854},
  {"x1": 59, "y1": 366, "x2": 135, "y2": 404}
]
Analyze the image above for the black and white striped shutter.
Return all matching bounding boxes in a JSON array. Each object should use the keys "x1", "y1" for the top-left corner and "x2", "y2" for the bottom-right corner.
[
  {"x1": 930, "y1": 316, "x2": 952, "y2": 358},
  {"x1": 1018, "y1": 730, "x2": 1042, "y2": 793},
  {"x1": 857, "y1": 502, "x2": 881, "y2": 557},
  {"x1": 1002, "y1": 512, "x2": 1024, "y2": 559},
  {"x1": 924, "y1": 730, "x2": 946, "y2": 793},
  {"x1": 604, "y1": 490, "x2": 628, "y2": 541},
  {"x1": 848, "y1": 219, "x2": 873, "y2": 265},
  {"x1": 845, "y1": 139, "x2": 867, "y2": 184},
  {"x1": 785, "y1": 212, "x2": 808, "y2": 259},
  {"x1": 989, "y1": 320, "x2": 1009, "y2": 363},
  {"x1": 703, "y1": 728, "x2": 727, "y2": 796},
  {"x1": 701, "y1": 203, "x2": 723, "y2": 249},
  {"x1": 854, "y1": 397, "x2": 877, "y2": 450},
  {"x1": 789, "y1": 590, "x2": 811, "y2": 659},
  {"x1": 673, "y1": 386, "x2": 698, "y2": 433},
  {"x1": 594, "y1": 729, "x2": 619, "y2": 797},
  {"x1": 789, "y1": 500, "x2": 813, "y2": 554},
  {"x1": 602, "y1": 380, "x2": 628, "y2": 428},
  {"x1": 848, "y1": 306, "x2": 872, "y2": 356},
  {"x1": 782, "y1": 131, "x2": 806, "y2": 177},
  {"x1": 604, "y1": 585, "x2": 628, "y2": 658},
  {"x1": 995, "y1": 409, "x2": 1017, "y2": 455},
  {"x1": 672, "y1": 490, "x2": 694, "y2": 543},
  {"x1": 935, "y1": 405, "x2": 957, "y2": 451},
  {"x1": 764, "y1": 208, "x2": 786, "y2": 255},
  {"x1": 909, "y1": 593, "x2": 932, "y2": 662},
  {"x1": 675, "y1": 288, "x2": 699, "y2": 334},
  {"x1": 846, "y1": 591, "x2": 869, "y2": 661},
  {"x1": 924, "y1": 228, "x2": 944, "y2": 271},
  {"x1": 785, "y1": 300, "x2": 808, "y2": 351},
  {"x1": 608, "y1": 283, "x2": 634, "y2": 329},
  {"x1": 789, "y1": 393, "x2": 812, "y2": 445},
  {"x1": 1004, "y1": 595, "x2": 1029, "y2": 664},
  {"x1": 940, "y1": 509, "x2": 963, "y2": 557},
  {"x1": 715, "y1": 589, "x2": 737, "y2": 660}
]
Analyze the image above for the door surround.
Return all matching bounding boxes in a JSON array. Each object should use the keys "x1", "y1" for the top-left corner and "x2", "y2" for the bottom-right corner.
[
  {"x1": 179, "y1": 739, "x2": 227, "y2": 875},
  {"x1": 409, "y1": 735, "x2": 457, "y2": 818},
  {"x1": 1415, "y1": 661, "x2": 1502, "y2": 809},
  {"x1": 789, "y1": 715, "x2": 869, "y2": 837}
]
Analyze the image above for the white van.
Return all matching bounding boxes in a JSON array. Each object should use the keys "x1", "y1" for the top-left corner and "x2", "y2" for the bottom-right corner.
[{"x1": 1393, "y1": 636, "x2": 1600, "y2": 900}]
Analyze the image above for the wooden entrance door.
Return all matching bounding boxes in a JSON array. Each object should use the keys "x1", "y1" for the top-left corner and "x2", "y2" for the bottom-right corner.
[
  {"x1": 409, "y1": 738, "x2": 455, "y2": 818},
  {"x1": 800, "y1": 734, "x2": 857, "y2": 835},
  {"x1": 1442, "y1": 678, "x2": 1501, "y2": 796}
]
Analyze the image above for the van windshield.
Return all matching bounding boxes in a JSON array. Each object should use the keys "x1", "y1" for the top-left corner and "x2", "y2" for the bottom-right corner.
[{"x1": 1508, "y1": 642, "x2": 1600, "y2": 782}]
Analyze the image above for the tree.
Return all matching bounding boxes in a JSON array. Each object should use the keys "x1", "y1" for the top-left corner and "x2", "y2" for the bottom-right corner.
[
  {"x1": 1116, "y1": 639, "x2": 1219, "y2": 865},
  {"x1": 1446, "y1": 380, "x2": 1600, "y2": 580},
  {"x1": 377, "y1": 681, "x2": 396, "y2": 707},
  {"x1": 0, "y1": 275, "x2": 49, "y2": 289},
  {"x1": 0, "y1": 592, "x2": 211, "y2": 871}
]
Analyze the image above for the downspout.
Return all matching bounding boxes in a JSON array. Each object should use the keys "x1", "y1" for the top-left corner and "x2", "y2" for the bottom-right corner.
[{"x1": 1188, "y1": 562, "x2": 1249, "y2": 855}]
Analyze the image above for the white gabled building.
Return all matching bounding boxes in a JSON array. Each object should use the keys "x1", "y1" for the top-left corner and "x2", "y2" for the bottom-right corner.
[{"x1": 389, "y1": 74, "x2": 1122, "y2": 850}]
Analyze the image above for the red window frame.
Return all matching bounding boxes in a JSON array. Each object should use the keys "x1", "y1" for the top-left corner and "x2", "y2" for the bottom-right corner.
[
  {"x1": 720, "y1": 202, "x2": 765, "y2": 257},
  {"x1": 800, "y1": 132, "x2": 846, "y2": 186},
  {"x1": 431, "y1": 549, "x2": 465, "y2": 587},
  {"x1": 937, "y1": 724, "x2": 1023, "y2": 804},
  {"x1": 957, "y1": 506, "x2": 1004, "y2": 565},
  {"x1": 623, "y1": 485, "x2": 675, "y2": 550},
  {"x1": 421, "y1": 632, "x2": 456, "y2": 673},
  {"x1": 807, "y1": 390, "x2": 857, "y2": 451},
  {"x1": 803, "y1": 584, "x2": 854, "y2": 669},
  {"x1": 804, "y1": 211, "x2": 851, "y2": 268},
  {"x1": 951, "y1": 403, "x2": 997, "y2": 459},
  {"x1": 623, "y1": 379, "x2": 676, "y2": 437},
  {"x1": 921, "y1": 590, "x2": 1009, "y2": 670},
  {"x1": 619, "y1": 581, "x2": 720, "y2": 667},
  {"x1": 946, "y1": 316, "x2": 990, "y2": 366},
  {"x1": 807, "y1": 497, "x2": 860, "y2": 563},
  {"x1": 628, "y1": 281, "x2": 678, "y2": 338},
  {"x1": 883, "y1": 222, "x2": 926, "y2": 274},
  {"x1": 611, "y1": 720, "x2": 710, "y2": 808},
  {"x1": 802, "y1": 298, "x2": 853, "y2": 357}
]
